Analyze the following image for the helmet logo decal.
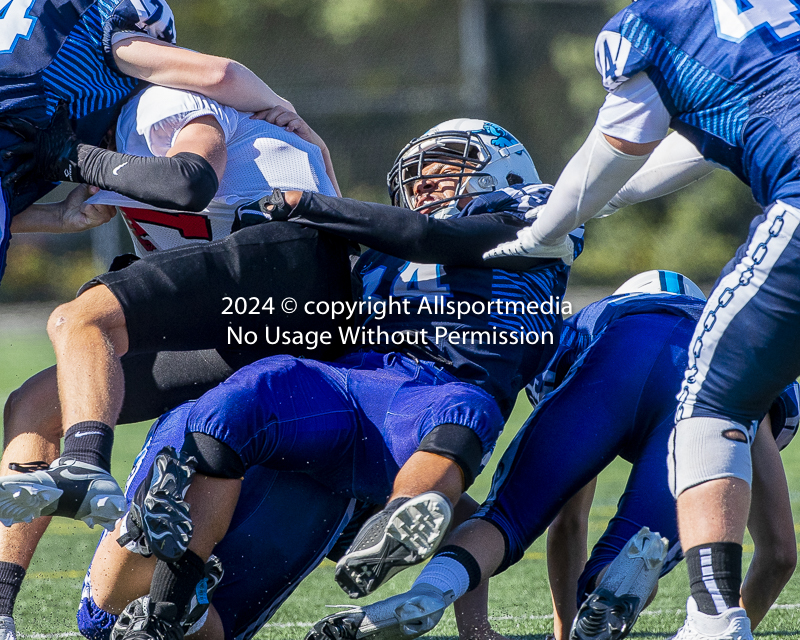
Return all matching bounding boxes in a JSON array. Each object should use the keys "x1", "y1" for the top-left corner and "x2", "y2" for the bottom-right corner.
[{"x1": 480, "y1": 123, "x2": 517, "y2": 149}]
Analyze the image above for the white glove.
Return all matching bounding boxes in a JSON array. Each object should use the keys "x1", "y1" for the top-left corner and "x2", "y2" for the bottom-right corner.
[{"x1": 483, "y1": 226, "x2": 574, "y2": 265}]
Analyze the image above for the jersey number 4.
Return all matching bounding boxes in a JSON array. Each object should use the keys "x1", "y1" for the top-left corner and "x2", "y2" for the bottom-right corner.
[
  {"x1": 711, "y1": 0, "x2": 800, "y2": 43},
  {"x1": 0, "y1": 0, "x2": 36, "y2": 54}
]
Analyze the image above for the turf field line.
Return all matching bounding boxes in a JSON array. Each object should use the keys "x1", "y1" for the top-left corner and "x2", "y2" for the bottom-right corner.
[
  {"x1": 18, "y1": 602, "x2": 800, "y2": 637},
  {"x1": 258, "y1": 602, "x2": 800, "y2": 629}
]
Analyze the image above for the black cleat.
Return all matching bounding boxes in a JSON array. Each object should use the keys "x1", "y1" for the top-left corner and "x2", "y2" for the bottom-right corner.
[
  {"x1": 571, "y1": 589, "x2": 639, "y2": 640},
  {"x1": 140, "y1": 447, "x2": 196, "y2": 562},
  {"x1": 117, "y1": 600, "x2": 183, "y2": 640},
  {"x1": 335, "y1": 492, "x2": 452, "y2": 598},
  {"x1": 111, "y1": 556, "x2": 223, "y2": 640}
]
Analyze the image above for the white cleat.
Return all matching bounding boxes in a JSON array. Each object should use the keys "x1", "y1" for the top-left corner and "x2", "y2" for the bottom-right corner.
[
  {"x1": 305, "y1": 586, "x2": 454, "y2": 640},
  {"x1": 0, "y1": 473, "x2": 63, "y2": 526},
  {"x1": 0, "y1": 458, "x2": 125, "y2": 530},
  {"x1": 571, "y1": 526, "x2": 668, "y2": 640},
  {"x1": 0, "y1": 616, "x2": 16, "y2": 640},
  {"x1": 670, "y1": 597, "x2": 753, "y2": 640}
]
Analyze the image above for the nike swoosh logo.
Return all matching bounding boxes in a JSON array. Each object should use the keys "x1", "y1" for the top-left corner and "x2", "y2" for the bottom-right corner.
[
  {"x1": 112, "y1": 162, "x2": 128, "y2": 176},
  {"x1": 58, "y1": 469, "x2": 102, "y2": 481},
  {"x1": 74, "y1": 431, "x2": 104, "y2": 438}
]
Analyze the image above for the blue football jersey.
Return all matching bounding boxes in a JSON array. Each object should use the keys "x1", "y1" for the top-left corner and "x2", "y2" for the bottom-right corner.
[
  {"x1": 0, "y1": 0, "x2": 176, "y2": 280},
  {"x1": 352, "y1": 251, "x2": 571, "y2": 419},
  {"x1": 596, "y1": 0, "x2": 800, "y2": 207}
]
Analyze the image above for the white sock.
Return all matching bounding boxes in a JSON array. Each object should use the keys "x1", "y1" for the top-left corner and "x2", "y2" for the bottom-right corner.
[{"x1": 412, "y1": 555, "x2": 470, "y2": 600}]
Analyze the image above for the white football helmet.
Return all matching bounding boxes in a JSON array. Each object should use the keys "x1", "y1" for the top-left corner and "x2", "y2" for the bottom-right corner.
[
  {"x1": 613, "y1": 270, "x2": 706, "y2": 300},
  {"x1": 387, "y1": 119, "x2": 540, "y2": 219}
]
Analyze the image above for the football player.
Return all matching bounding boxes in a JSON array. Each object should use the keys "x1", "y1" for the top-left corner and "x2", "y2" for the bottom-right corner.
[
  {"x1": 0, "y1": 119, "x2": 578, "y2": 638},
  {"x1": 304, "y1": 271, "x2": 797, "y2": 640},
  {"x1": 99, "y1": 119, "x2": 581, "y2": 640},
  {"x1": 0, "y1": 84, "x2": 346, "y2": 640},
  {"x1": 76, "y1": 393, "x2": 493, "y2": 640},
  {"x1": 0, "y1": 0, "x2": 299, "y2": 280},
  {"x1": 483, "y1": 2, "x2": 800, "y2": 638}
]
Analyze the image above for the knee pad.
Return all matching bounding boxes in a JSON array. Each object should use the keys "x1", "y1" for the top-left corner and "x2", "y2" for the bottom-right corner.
[
  {"x1": 668, "y1": 417, "x2": 754, "y2": 498},
  {"x1": 183, "y1": 432, "x2": 246, "y2": 479}
]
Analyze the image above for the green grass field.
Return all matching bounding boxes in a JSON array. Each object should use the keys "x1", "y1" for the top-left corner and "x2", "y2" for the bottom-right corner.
[{"x1": 1, "y1": 325, "x2": 799, "y2": 639}]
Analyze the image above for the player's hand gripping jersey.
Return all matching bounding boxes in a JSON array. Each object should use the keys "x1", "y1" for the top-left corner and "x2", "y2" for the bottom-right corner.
[
  {"x1": 597, "y1": 0, "x2": 800, "y2": 207},
  {"x1": 0, "y1": 0, "x2": 176, "y2": 275},
  {"x1": 87, "y1": 85, "x2": 336, "y2": 254}
]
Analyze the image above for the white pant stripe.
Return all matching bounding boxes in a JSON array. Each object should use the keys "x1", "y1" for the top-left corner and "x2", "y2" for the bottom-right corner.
[{"x1": 678, "y1": 201, "x2": 800, "y2": 420}]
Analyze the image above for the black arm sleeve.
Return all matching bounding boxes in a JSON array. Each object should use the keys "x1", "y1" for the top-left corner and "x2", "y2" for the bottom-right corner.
[
  {"x1": 288, "y1": 192, "x2": 554, "y2": 269},
  {"x1": 77, "y1": 146, "x2": 219, "y2": 212}
]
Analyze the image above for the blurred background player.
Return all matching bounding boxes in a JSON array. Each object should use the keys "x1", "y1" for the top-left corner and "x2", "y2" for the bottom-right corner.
[
  {"x1": 303, "y1": 270, "x2": 798, "y2": 640},
  {"x1": 483, "y1": 2, "x2": 800, "y2": 638}
]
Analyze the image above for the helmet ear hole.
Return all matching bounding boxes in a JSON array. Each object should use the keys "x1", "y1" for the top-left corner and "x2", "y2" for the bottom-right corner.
[{"x1": 506, "y1": 172, "x2": 523, "y2": 186}]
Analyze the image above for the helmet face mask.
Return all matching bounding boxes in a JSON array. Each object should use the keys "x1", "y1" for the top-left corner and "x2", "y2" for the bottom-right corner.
[{"x1": 388, "y1": 119, "x2": 540, "y2": 218}]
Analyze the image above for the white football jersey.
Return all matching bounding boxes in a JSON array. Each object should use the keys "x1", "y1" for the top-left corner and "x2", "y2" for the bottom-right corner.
[{"x1": 89, "y1": 85, "x2": 337, "y2": 256}]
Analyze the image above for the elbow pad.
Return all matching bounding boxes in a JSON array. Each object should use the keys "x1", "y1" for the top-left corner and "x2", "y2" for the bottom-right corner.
[
  {"x1": 77, "y1": 146, "x2": 219, "y2": 212},
  {"x1": 530, "y1": 126, "x2": 651, "y2": 244}
]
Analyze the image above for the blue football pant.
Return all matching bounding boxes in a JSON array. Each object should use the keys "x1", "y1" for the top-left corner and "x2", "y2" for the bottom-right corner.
[
  {"x1": 78, "y1": 403, "x2": 357, "y2": 640},
  {"x1": 678, "y1": 200, "x2": 800, "y2": 427},
  {"x1": 182, "y1": 350, "x2": 503, "y2": 504},
  {"x1": 474, "y1": 313, "x2": 694, "y2": 599}
]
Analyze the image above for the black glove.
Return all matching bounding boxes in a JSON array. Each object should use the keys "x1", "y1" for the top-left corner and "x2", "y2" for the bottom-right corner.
[
  {"x1": 232, "y1": 188, "x2": 293, "y2": 231},
  {"x1": 0, "y1": 104, "x2": 82, "y2": 188}
]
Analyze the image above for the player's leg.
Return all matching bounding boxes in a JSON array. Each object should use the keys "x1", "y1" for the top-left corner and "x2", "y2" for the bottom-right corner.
[
  {"x1": 309, "y1": 313, "x2": 700, "y2": 640},
  {"x1": 572, "y1": 418, "x2": 681, "y2": 640},
  {"x1": 0, "y1": 368, "x2": 61, "y2": 640},
  {"x1": 0, "y1": 222, "x2": 353, "y2": 527},
  {"x1": 121, "y1": 355, "x2": 360, "y2": 640},
  {"x1": 333, "y1": 359, "x2": 505, "y2": 598},
  {"x1": 308, "y1": 317, "x2": 673, "y2": 640},
  {"x1": 78, "y1": 404, "x2": 224, "y2": 640},
  {"x1": 739, "y1": 419, "x2": 796, "y2": 628},
  {"x1": 671, "y1": 202, "x2": 800, "y2": 639},
  {"x1": 547, "y1": 480, "x2": 596, "y2": 640},
  {"x1": 571, "y1": 315, "x2": 697, "y2": 640}
]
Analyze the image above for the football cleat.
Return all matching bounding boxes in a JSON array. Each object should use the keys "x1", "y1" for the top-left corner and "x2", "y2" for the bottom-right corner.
[
  {"x1": 335, "y1": 492, "x2": 452, "y2": 598},
  {"x1": 305, "y1": 585, "x2": 454, "y2": 640},
  {"x1": 0, "y1": 615, "x2": 16, "y2": 640},
  {"x1": 669, "y1": 598, "x2": 753, "y2": 640},
  {"x1": 111, "y1": 556, "x2": 223, "y2": 640},
  {"x1": 115, "y1": 599, "x2": 184, "y2": 640},
  {"x1": 571, "y1": 527, "x2": 668, "y2": 640},
  {"x1": 0, "y1": 457, "x2": 125, "y2": 530},
  {"x1": 139, "y1": 447, "x2": 196, "y2": 562},
  {"x1": 183, "y1": 554, "x2": 224, "y2": 634}
]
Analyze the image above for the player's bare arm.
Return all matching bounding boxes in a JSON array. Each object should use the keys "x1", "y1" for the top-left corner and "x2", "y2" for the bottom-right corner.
[
  {"x1": 740, "y1": 418, "x2": 796, "y2": 628},
  {"x1": 9, "y1": 185, "x2": 116, "y2": 234},
  {"x1": 112, "y1": 36, "x2": 295, "y2": 115},
  {"x1": 546, "y1": 479, "x2": 596, "y2": 640}
]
